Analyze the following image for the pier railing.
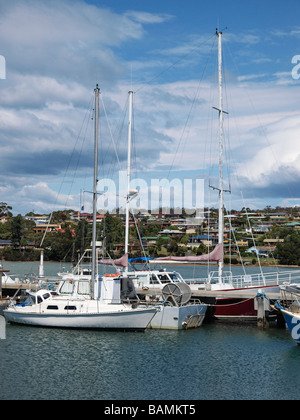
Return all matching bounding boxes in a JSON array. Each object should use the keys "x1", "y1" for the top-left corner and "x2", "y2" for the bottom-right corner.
[{"x1": 186, "y1": 269, "x2": 300, "y2": 289}]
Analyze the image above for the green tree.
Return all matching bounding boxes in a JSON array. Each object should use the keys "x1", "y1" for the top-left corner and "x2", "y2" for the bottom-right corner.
[
  {"x1": 103, "y1": 213, "x2": 125, "y2": 255},
  {"x1": 275, "y1": 232, "x2": 300, "y2": 265},
  {"x1": 11, "y1": 214, "x2": 23, "y2": 248},
  {"x1": 44, "y1": 226, "x2": 75, "y2": 261},
  {"x1": 74, "y1": 219, "x2": 90, "y2": 255},
  {"x1": 0, "y1": 202, "x2": 12, "y2": 217}
]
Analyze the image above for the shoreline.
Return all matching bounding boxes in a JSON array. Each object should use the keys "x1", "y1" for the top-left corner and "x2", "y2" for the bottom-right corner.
[{"x1": 1, "y1": 259, "x2": 299, "y2": 269}]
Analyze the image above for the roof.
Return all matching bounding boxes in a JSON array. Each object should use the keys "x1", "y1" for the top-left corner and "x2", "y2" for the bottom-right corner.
[
  {"x1": 0, "y1": 239, "x2": 11, "y2": 245},
  {"x1": 190, "y1": 235, "x2": 214, "y2": 240}
]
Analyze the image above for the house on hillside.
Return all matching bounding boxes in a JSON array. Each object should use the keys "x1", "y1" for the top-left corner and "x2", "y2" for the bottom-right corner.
[
  {"x1": 246, "y1": 246, "x2": 271, "y2": 258},
  {"x1": 188, "y1": 235, "x2": 218, "y2": 248}
]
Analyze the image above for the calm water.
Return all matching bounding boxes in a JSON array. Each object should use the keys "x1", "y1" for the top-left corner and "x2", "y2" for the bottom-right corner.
[{"x1": 1, "y1": 261, "x2": 300, "y2": 400}]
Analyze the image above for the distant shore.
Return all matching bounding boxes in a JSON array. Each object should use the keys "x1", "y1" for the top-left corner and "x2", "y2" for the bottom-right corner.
[{"x1": 1, "y1": 258, "x2": 299, "y2": 269}]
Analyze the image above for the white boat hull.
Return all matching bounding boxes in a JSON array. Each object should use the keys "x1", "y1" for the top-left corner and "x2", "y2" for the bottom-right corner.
[
  {"x1": 4, "y1": 307, "x2": 157, "y2": 331},
  {"x1": 276, "y1": 305, "x2": 300, "y2": 345},
  {"x1": 148, "y1": 304, "x2": 207, "y2": 330}
]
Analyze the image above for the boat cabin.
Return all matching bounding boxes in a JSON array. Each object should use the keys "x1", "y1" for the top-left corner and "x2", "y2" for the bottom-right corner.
[
  {"x1": 130, "y1": 269, "x2": 184, "y2": 289},
  {"x1": 19, "y1": 289, "x2": 58, "y2": 307}
]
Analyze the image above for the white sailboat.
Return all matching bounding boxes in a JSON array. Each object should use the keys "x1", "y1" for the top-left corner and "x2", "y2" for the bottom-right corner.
[
  {"x1": 129, "y1": 29, "x2": 299, "y2": 321},
  {"x1": 193, "y1": 30, "x2": 291, "y2": 295},
  {"x1": 98, "y1": 90, "x2": 208, "y2": 329},
  {"x1": 4, "y1": 85, "x2": 157, "y2": 331}
]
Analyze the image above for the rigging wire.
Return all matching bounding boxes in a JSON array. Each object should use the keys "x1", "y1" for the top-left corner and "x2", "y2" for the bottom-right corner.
[
  {"x1": 165, "y1": 36, "x2": 217, "y2": 182},
  {"x1": 223, "y1": 40, "x2": 296, "y2": 205},
  {"x1": 39, "y1": 95, "x2": 94, "y2": 248},
  {"x1": 135, "y1": 33, "x2": 216, "y2": 94},
  {"x1": 64, "y1": 98, "x2": 95, "y2": 208},
  {"x1": 100, "y1": 95, "x2": 122, "y2": 172},
  {"x1": 241, "y1": 192, "x2": 264, "y2": 278}
]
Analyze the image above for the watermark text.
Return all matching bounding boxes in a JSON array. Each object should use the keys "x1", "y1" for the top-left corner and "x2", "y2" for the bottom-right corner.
[
  {"x1": 292, "y1": 55, "x2": 300, "y2": 80},
  {"x1": 96, "y1": 171, "x2": 204, "y2": 216},
  {"x1": 0, "y1": 55, "x2": 6, "y2": 79}
]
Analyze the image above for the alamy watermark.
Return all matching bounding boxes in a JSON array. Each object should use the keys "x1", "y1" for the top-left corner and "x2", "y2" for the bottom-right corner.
[
  {"x1": 0, "y1": 55, "x2": 6, "y2": 79},
  {"x1": 96, "y1": 171, "x2": 205, "y2": 216},
  {"x1": 292, "y1": 55, "x2": 300, "y2": 80}
]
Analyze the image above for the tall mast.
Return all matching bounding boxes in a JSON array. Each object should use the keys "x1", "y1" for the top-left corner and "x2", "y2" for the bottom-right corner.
[
  {"x1": 217, "y1": 29, "x2": 224, "y2": 281},
  {"x1": 124, "y1": 90, "x2": 133, "y2": 272},
  {"x1": 92, "y1": 84, "x2": 100, "y2": 296}
]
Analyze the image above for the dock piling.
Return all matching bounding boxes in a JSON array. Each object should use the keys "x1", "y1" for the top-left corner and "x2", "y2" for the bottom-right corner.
[
  {"x1": 256, "y1": 291, "x2": 269, "y2": 329},
  {"x1": 0, "y1": 315, "x2": 6, "y2": 339}
]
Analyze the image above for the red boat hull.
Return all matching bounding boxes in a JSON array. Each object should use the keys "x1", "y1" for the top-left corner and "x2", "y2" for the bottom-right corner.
[
  {"x1": 212, "y1": 285, "x2": 280, "y2": 321},
  {"x1": 214, "y1": 297, "x2": 257, "y2": 319}
]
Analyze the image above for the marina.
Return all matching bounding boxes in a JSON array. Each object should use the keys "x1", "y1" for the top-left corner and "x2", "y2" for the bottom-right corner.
[
  {"x1": 1, "y1": 261, "x2": 300, "y2": 400},
  {"x1": 0, "y1": 0, "x2": 300, "y2": 401}
]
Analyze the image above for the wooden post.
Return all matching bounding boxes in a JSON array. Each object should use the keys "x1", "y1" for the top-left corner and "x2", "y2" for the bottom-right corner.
[{"x1": 256, "y1": 291, "x2": 269, "y2": 329}]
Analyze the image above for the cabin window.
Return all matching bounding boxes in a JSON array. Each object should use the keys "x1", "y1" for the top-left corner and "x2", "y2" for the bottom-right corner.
[
  {"x1": 60, "y1": 281, "x2": 74, "y2": 295},
  {"x1": 150, "y1": 274, "x2": 159, "y2": 284},
  {"x1": 47, "y1": 305, "x2": 58, "y2": 310},
  {"x1": 77, "y1": 281, "x2": 90, "y2": 295},
  {"x1": 64, "y1": 306, "x2": 77, "y2": 310},
  {"x1": 157, "y1": 274, "x2": 170, "y2": 284},
  {"x1": 37, "y1": 296, "x2": 43, "y2": 304},
  {"x1": 43, "y1": 293, "x2": 50, "y2": 300},
  {"x1": 25, "y1": 295, "x2": 36, "y2": 305},
  {"x1": 168, "y1": 274, "x2": 180, "y2": 282}
]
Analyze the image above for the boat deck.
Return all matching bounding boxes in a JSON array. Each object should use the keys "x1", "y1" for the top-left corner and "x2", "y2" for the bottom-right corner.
[{"x1": 136, "y1": 287, "x2": 281, "y2": 301}]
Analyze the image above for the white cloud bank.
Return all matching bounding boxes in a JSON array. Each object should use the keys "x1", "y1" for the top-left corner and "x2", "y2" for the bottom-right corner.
[{"x1": 0, "y1": 0, "x2": 299, "y2": 214}]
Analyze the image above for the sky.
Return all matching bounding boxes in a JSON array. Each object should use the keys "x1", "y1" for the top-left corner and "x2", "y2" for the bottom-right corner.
[{"x1": 0, "y1": 0, "x2": 300, "y2": 215}]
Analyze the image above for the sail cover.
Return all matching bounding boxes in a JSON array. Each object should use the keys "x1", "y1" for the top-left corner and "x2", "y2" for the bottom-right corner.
[
  {"x1": 98, "y1": 253, "x2": 128, "y2": 268},
  {"x1": 154, "y1": 243, "x2": 223, "y2": 263}
]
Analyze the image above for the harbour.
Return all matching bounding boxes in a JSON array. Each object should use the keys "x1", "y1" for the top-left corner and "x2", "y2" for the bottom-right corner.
[
  {"x1": 1, "y1": 261, "x2": 300, "y2": 400},
  {"x1": 1, "y1": 1, "x2": 300, "y2": 401},
  {"x1": 1, "y1": 318, "x2": 299, "y2": 400}
]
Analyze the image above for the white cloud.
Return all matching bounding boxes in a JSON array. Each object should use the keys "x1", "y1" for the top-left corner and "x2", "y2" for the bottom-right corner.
[
  {"x1": 124, "y1": 11, "x2": 173, "y2": 25},
  {"x1": 0, "y1": 0, "x2": 299, "y2": 215},
  {"x1": 0, "y1": 0, "x2": 146, "y2": 84}
]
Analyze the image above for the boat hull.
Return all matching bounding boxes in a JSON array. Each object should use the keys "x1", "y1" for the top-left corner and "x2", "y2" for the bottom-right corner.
[
  {"x1": 214, "y1": 297, "x2": 257, "y2": 321},
  {"x1": 280, "y1": 309, "x2": 300, "y2": 345},
  {"x1": 148, "y1": 304, "x2": 207, "y2": 330},
  {"x1": 4, "y1": 307, "x2": 157, "y2": 331},
  {"x1": 211, "y1": 285, "x2": 280, "y2": 322}
]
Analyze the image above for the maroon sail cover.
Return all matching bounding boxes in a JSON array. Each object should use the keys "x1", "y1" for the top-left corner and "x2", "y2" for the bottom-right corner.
[
  {"x1": 154, "y1": 243, "x2": 223, "y2": 263},
  {"x1": 98, "y1": 253, "x2": 128, "y2": 267}
]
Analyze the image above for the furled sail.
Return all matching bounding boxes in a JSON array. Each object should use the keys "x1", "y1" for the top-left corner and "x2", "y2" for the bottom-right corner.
[
  {"x1": 98, "y1": 253, "x2": 128, "y2": 267},
  {"x1": 154, "y1": 243, "x2": 223, "y2": 263}
]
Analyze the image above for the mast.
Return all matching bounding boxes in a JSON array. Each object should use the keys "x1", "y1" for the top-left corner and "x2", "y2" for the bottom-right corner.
[
  {"x1": 217, "y1": 29, "x2": 224, "y2": 281},
  {"x1": 92, "y1": 84, "x2": 100, "y2": 297},
  {"x1": 124, "y1": 90, "x2": 133, "y2": 272}
]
